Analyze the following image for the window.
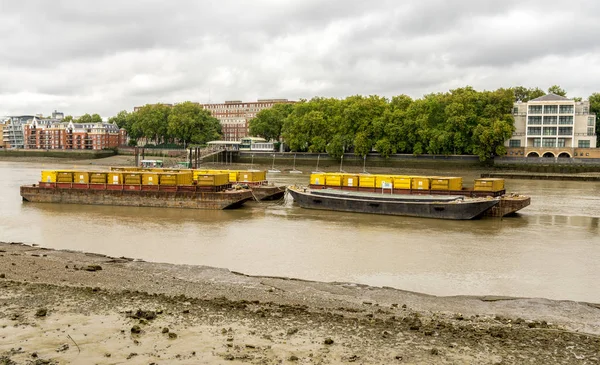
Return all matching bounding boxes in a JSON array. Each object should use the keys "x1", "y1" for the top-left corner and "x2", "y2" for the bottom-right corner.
[
  {"x1": 528, "y1": 116, "x2": 542, "y2": 125},
  {"x1": 578, "y1": 140, "x2": 590, "y2": 148},
  {"x1": 558, "y1": 127, "x2": 572, "y2": 136},
  {"x1": 509, "y1": 139, "x2": 521, "y2": 147},
  {"x1": 559, "y1": 116, "x2": 573, "y2": 125},
  {"x1": 588, "y1": 117, "x2": 596, "y2": 126},
  {"x1": 542, "y1": 138, "x2": 556, "y2": 147},
  {"x1": 543, "y1": 116, "x2": 557, "y2": 125},
  {"x1": 528, "y1": 105, "x2": 543, "y2": 114},
  {"x1": 513, "y1": 107, "x2": 519, "y2": 114},
  {"x1": 533, "y1": 138, "x2": 541, "y2": 147},
  {"x1": 527, "y1": 127, "x2": 541, "y2": 135},
  {"x1": 543, "y1": 127, "x2": 556, "y2": 136},
  {"x1": 559, "y1": 105, "x2": 574, "y2": 114},
  {"x1": 544, "y1": 105, "x2": 558, "y2": 114},
  {"x1": 557, "y1": 139, "x2": 567, "y2": 147},
  {"x1": 588, "y1": 127, "x2": 595, "y2": 136}
]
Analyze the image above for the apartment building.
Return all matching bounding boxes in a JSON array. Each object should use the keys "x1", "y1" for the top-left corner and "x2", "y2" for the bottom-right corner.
[
  {"x1": 505, "y1": 94, "x2": 598, "y2": 158},
  {"x1": 201, "y1": 99, "x2": 294, "y2": 141},
  {"x1": 2, "y1": 115, "x2": 35, "y2": 149},
  {"x1": 21, "y1": 119, "x2": 126, "y2": 150},
  {"x1": 0, "y1": 120, "x2": 5, "y2": 148}
]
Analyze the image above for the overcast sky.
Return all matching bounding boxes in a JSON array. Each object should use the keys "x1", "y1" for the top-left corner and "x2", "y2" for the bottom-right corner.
[{"x1": 1, "y1": 0, "x2": 599, "y2": 118}]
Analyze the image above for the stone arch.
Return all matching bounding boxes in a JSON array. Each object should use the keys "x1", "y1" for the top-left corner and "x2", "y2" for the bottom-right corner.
[
  {"x1": 542, "y1": 152, "x2": 555, "y2": 158},
  {"x1": 527, "y1": 151, "x2": 540, "y2": 157},
  {"x1": 557, "y1": 152, "x2": 571, "y2": 158}
]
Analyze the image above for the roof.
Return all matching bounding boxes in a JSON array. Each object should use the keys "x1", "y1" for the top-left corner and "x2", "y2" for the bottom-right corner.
[
  {"x1": 529, "y1": 93, "x2": 571, "y2": 102},
  {"x1": 207, "y1": 140, "x2": 241, "y2": 145}
]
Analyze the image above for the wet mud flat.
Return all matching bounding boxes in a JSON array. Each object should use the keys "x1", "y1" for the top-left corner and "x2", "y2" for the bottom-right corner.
[{"x1": 0, "y1": 242, "x2": 599, "y2": 364}]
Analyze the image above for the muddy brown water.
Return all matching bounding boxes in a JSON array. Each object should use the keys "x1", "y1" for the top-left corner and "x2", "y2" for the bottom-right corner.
[{"x1": 1, "y1": 161, "x2": 599, "y2": 302}]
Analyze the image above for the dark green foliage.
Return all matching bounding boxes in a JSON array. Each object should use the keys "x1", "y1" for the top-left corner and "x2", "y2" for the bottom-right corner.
[
  {"x1": 547, "y1": 85, "x2": 567, "y2": 96},
  {"x1": 512, "y1": 86, "x2": 545, "y2": 102},
  {"x1": 110, "y1": 103, "x2": 221, "y2": 146},
  {"x1": 589, "y1": 93, "x2": 600, "y2": 147},
  {"x1": 280, "y1": 87, "x2": 515, "y2": 161},
  {"x1": 249, "y1": 103, "x2": 293, "y2": 142}
]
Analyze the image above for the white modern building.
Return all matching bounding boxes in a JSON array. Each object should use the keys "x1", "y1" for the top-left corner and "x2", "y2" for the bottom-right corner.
[{"x1": 506, "y1": 94, "x2": 597, "y2": 158}]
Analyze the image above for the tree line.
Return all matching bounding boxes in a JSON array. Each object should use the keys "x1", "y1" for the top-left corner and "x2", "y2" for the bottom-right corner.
[
  {"x1": 249, "y1": 85, "x2": 600, "y2": 161},
  {"x1": 108, "y1": 102, "x2": 221, "y2": 147}
]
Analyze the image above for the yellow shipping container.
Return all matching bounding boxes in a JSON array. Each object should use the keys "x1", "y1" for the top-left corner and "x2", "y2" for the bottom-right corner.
[
  {"x1": 342, "y1": 174, "x2": 360, "y2": 187},
  {"x1": 148, "y1": 168, "x2": 181, "y2": 173},
  {"x1": 310, "y1": 173, "x2": 326, "y2": 185},
  {"x1": 90, "y1": 173, "x2": 107, "y2": 184},
  {"x1": 227, "y1": 171, "x2": 239, "y2": 182},
  {"x1": 108, "y1": 172, "x2": 123, "y2": 185},
  {"x1": 142, "y1": 173, "x2": 159, "y2": 185},
  {"x1": 411, "y1": 177, "x2": 430, "y2": 190},
  {"x1": 159, "y1": 172, "x2": 193, "y2": 186},
  {"x1": 124, "y1": 173, "x2": 142, "y2": 185},
  {"x1": 177, "y1": 171, "x2": 193, "y2": 185},
  {"x1": 430, "y1": 177, "x2": 463, "y2": 191},
  {"x1": 324, "y1": 173, "x2": 343, "y2": 187},
  {"x1": 196, "y1": 173, "x2": 229, "y2": 186},
  {"x1": 159, "y1": 173, "x2": 177, "y2": 186},
  {"x1": 393, "y1": 176, "x2": 411, "y2": 190},
  {"x1": 207, "y1": 170, "x2": 236, "y2": 182},
  {"x1": 110, "y1": 166, "x2": 140, "y2": 171},
  {"x1": 238, "y1": 171, "x2": 267, "y2": 182},
  {"x1": 41, "y1": 170, "x2": 57, "y2": 183},
  {"x1": 375, "y1": 175, "x2": 394, "y2": 189},
  {"x1": 192, "y1": 170, "x2": 210, "y2": 181},
  {"x1": 358, "y1": 174, "x2": 376, "y2": 188},
  {"x1": 474, "y1": 178, "x2": 505, "y2": 192},
  {"x1": 73, "y1": 172, "x2": 89, "y2": 184},
  {"x1": 56, "y1": 171, "x2": 73, "y2": 183}
]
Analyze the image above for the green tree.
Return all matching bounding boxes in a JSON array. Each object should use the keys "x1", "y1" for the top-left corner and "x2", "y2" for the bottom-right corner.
[
  {"x1": 471, "y1": 89, "x2": 516, "y2": 160},
  {"x1": 282, "y1": 98, "x2": 340, "y2": 153},
  {"x1": 167, "y1": 102, "x2": 221, "y2": 147},
  {"x1": 76, "y1": 113, "x2": 103, "y2": 124},
  {"x1": 63, "y1": 115, "x2": 73, "y2": 122},
  {"x1": 108, "y1": 110, "x2": 130, "y2": 128},
  {"x1": 547, "y1": 85, "x2": 567, "y2": 96},
  {"x1": 249, "y1": 103, "x2": 293, "y2": 142},
  {"x1": 135, "y1": 104, "x2": 171, "y2": 144},
  {"x1": 589, "y1": 93, "x2": 600, "y2": 147},
  {"x1": 512, "y1": 86, "x2": 545, "y2": 102},
  {"x1": 76, "y1": 114, "x2": 92, "y2": 124}
]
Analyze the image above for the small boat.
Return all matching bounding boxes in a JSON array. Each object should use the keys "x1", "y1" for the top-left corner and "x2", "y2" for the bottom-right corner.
[{"x1": 287, "y1": 187, "x2": 499, "y2": 220}]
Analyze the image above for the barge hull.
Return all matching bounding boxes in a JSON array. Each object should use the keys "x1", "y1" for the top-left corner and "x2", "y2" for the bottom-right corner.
[
  {"x1": 288, "y1": 188, "x2": 499, "y2": 220},
  {"x1": 250, "y1": 185, "x2": 286, "y2": 201},
  {"x1": 20, "y1": 185, "x2": 254, "y2": 210}
]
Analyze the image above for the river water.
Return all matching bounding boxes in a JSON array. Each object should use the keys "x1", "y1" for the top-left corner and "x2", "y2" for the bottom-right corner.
[{"x1": 1, "y1": 161, "x2": 599, "y2": 302}]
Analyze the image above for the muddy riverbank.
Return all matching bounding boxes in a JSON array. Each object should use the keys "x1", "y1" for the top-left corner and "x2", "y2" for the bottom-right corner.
[{"x1": 1, "y1": 242, "x2": 599, "y2": 364}]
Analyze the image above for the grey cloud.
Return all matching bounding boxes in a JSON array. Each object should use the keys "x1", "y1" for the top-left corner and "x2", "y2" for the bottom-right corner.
[{"x1": 1, "y1": 0, "x2": 599, "y2": 117}]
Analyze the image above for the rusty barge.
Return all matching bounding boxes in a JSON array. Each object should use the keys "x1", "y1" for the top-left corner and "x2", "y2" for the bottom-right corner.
[
  {"x1": 306, "y1": 173, "x2": 530, "y2": 217},
  {"x1": 20, "y1": 183, "x2": 254, "y2": 210},
  {"x1": 288, "y1": 187, "x2": 499, "y2": 220},
  {"x1": 21, "y1": 170, "x2": 255, "y2": 210}
]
